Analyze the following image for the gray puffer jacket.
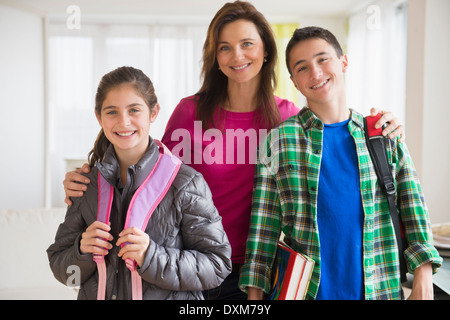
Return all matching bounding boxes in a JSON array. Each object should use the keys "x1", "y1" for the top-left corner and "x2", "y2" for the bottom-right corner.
[{"x1": 47, "y1": 138, "x2": 232, "y2": 300}]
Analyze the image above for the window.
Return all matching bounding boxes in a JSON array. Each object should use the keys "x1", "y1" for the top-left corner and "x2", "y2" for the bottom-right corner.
[
  {"x1": 47, "y1": 23, "x2": 206, "y2": 206},
  {"x1": 345, "y1": 0, "x2": 407, "y2": 125}
]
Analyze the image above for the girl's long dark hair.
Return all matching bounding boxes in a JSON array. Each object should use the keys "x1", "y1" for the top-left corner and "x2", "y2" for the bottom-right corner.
[
  {"x1": 196, "y1": 0, "x2": 281, "y2": 130},
  {"x1": 88, "y1": 66, "x2": 158, "y2": 167}
]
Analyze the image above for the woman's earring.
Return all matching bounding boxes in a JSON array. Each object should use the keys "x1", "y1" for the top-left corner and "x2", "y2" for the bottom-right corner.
[{"x1": 264, "y1": 58, "x2": 267, "y2": 63}]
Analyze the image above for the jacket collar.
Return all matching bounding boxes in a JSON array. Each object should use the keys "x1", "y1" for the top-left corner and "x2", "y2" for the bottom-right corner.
[{"x1": 96, "y1": 136, "x2": 159, "y2": 190}]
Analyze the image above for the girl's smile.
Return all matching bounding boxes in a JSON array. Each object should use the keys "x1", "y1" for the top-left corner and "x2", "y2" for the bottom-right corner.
[{"x1": 115, "y1": 130, "x2": 137, "y2": 137}]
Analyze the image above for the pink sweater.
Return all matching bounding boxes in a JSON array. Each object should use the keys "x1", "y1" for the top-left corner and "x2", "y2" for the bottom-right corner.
[{"x1": 162, "y1": 95, "x2": 299, "y2": 263}]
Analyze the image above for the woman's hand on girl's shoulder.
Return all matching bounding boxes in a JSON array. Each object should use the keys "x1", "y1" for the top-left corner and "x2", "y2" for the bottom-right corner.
[{"x1": 64, "y1": 163, "x2": 91, "y2": 206}]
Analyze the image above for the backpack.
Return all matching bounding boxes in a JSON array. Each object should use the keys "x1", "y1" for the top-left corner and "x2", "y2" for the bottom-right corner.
[
  {"x1": 93, "y1": 140, "x2": 182, "y2": 299},
  {"x1": 363, "y1": 115, "x2": 408, "y2": 283}
]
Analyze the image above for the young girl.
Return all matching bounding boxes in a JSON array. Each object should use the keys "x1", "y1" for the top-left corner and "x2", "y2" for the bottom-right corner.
[{"x1": 47, "y1": 66, "x2": 231, "y2": 300}]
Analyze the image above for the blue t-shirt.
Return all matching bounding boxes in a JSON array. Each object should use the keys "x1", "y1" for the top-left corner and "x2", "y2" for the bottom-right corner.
[{"x1": 315, "y1": 119, "x2": 365, "y2": 300}]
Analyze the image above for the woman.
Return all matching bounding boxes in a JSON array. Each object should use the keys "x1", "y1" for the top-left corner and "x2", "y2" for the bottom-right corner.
[{"x1": 63, "y1": 1, "x2": 404, "y2": 300}]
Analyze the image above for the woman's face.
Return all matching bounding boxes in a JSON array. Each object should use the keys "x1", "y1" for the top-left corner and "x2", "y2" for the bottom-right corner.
[{"x1": 216, "y1": 19, "x2": 267, "y2": 87}]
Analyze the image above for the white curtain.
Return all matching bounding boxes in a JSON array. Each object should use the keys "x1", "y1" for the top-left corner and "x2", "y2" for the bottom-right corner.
[
  {"x1": 47, "y1": 22, "x2": 207, "y2": 206},
  {"x1": 345, "y1": 0, "x2": 407, "y2": 125}
]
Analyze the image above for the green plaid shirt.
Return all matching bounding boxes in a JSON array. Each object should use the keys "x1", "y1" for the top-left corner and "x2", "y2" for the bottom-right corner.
[{"x1": 239, "y1": 107, "x2": 442, "y2": 300}]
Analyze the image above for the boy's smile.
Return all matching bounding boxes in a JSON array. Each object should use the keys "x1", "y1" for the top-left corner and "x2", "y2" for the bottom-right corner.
[{"x1": 311, "y1": 78, "x2": 330, "y2": 90}]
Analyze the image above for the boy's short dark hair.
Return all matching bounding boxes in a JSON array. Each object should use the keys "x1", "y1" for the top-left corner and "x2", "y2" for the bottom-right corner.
[{"x1": 285, "y1": 26, "x2": 344, "y2": 75}]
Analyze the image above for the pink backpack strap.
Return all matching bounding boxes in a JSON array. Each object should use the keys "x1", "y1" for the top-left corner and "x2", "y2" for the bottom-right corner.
[
  {"x1": 122, "y1": 151, "x2": 181, "y2": 300},
  {"x1": 154, "y1": 139, "x2": 171, "y2": 155},
  {"x1": 94, "y1": 171, "x2": 114, "y2": 300},
  {"x1": 94, "y1": 141, "x2": 181, "y2": 300}
]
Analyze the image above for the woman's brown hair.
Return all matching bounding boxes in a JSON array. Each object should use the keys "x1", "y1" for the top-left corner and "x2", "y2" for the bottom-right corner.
[
  {"x1": 88, "y1": 66, "x2": 158, "y2": 167},
  {"x1": 196, "y1": 0, "x2": 281, "y2": 129}
]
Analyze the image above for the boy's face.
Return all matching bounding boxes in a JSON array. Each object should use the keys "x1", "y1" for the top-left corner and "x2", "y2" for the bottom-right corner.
[{"x1": 288, "y1": 38, "x2": 348, "y2": 107}]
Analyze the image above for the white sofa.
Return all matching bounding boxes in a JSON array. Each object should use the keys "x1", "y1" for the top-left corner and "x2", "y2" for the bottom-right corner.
[{"x1": 0, "y1": 207, "x2": 77, "y2": 299}]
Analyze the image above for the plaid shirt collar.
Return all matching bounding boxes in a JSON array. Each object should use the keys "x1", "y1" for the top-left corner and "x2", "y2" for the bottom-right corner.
[{"x1": 296, "y1": 106, "x2": 365, "y2": 132}]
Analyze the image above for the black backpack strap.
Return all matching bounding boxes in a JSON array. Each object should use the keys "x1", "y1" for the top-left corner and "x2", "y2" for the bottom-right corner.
[{"x1": 363, "y1": 117, "x2": 407, "y2": 283}]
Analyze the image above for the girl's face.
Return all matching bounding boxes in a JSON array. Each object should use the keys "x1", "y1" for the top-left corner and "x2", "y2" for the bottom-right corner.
[
  {"x1": 216, "y1": 19, "x2": 267, "y2": 87},
  {"x1": 96, "y1": 84, "x2": 159, "y2": 160}
]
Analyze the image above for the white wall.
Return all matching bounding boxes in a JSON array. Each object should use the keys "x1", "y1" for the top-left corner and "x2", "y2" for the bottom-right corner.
[
  {"x1": 0, "y1": 4, "x2": 45, "y2": 209},
  {"x1": 422, "y1": 0, "x2": 450, "y2": 224},
  {"x1": 298, "y1": 16, "x2": 348, "y2": 48},
  {"x1": 406, "y1": 0, "x2": 450, "y2": 224}
]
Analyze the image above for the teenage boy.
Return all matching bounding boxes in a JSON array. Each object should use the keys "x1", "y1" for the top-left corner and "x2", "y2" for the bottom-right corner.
[{"x1": 239, "y1": 26, "x2": 441, "y2": 300}]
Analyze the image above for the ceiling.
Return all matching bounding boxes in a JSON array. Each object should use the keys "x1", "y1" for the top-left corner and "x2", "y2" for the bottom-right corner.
[{"x1": 1, "y1": 0, "x2": 374, "y2": 21}]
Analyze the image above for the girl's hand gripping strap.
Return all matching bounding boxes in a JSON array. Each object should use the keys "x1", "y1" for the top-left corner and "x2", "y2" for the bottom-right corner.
[{"x1": 94, "y1": 172, "x2": 114, "y2": 300}]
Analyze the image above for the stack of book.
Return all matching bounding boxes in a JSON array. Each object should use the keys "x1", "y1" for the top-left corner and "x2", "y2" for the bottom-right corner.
[{"x1": 268, "y1": 240, "x2": 314, "y2": 300}]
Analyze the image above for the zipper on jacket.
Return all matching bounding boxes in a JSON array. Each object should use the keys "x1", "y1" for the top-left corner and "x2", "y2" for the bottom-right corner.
[{"x1": 111, "y1": 269, "x2": 118, "y2": 300}]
